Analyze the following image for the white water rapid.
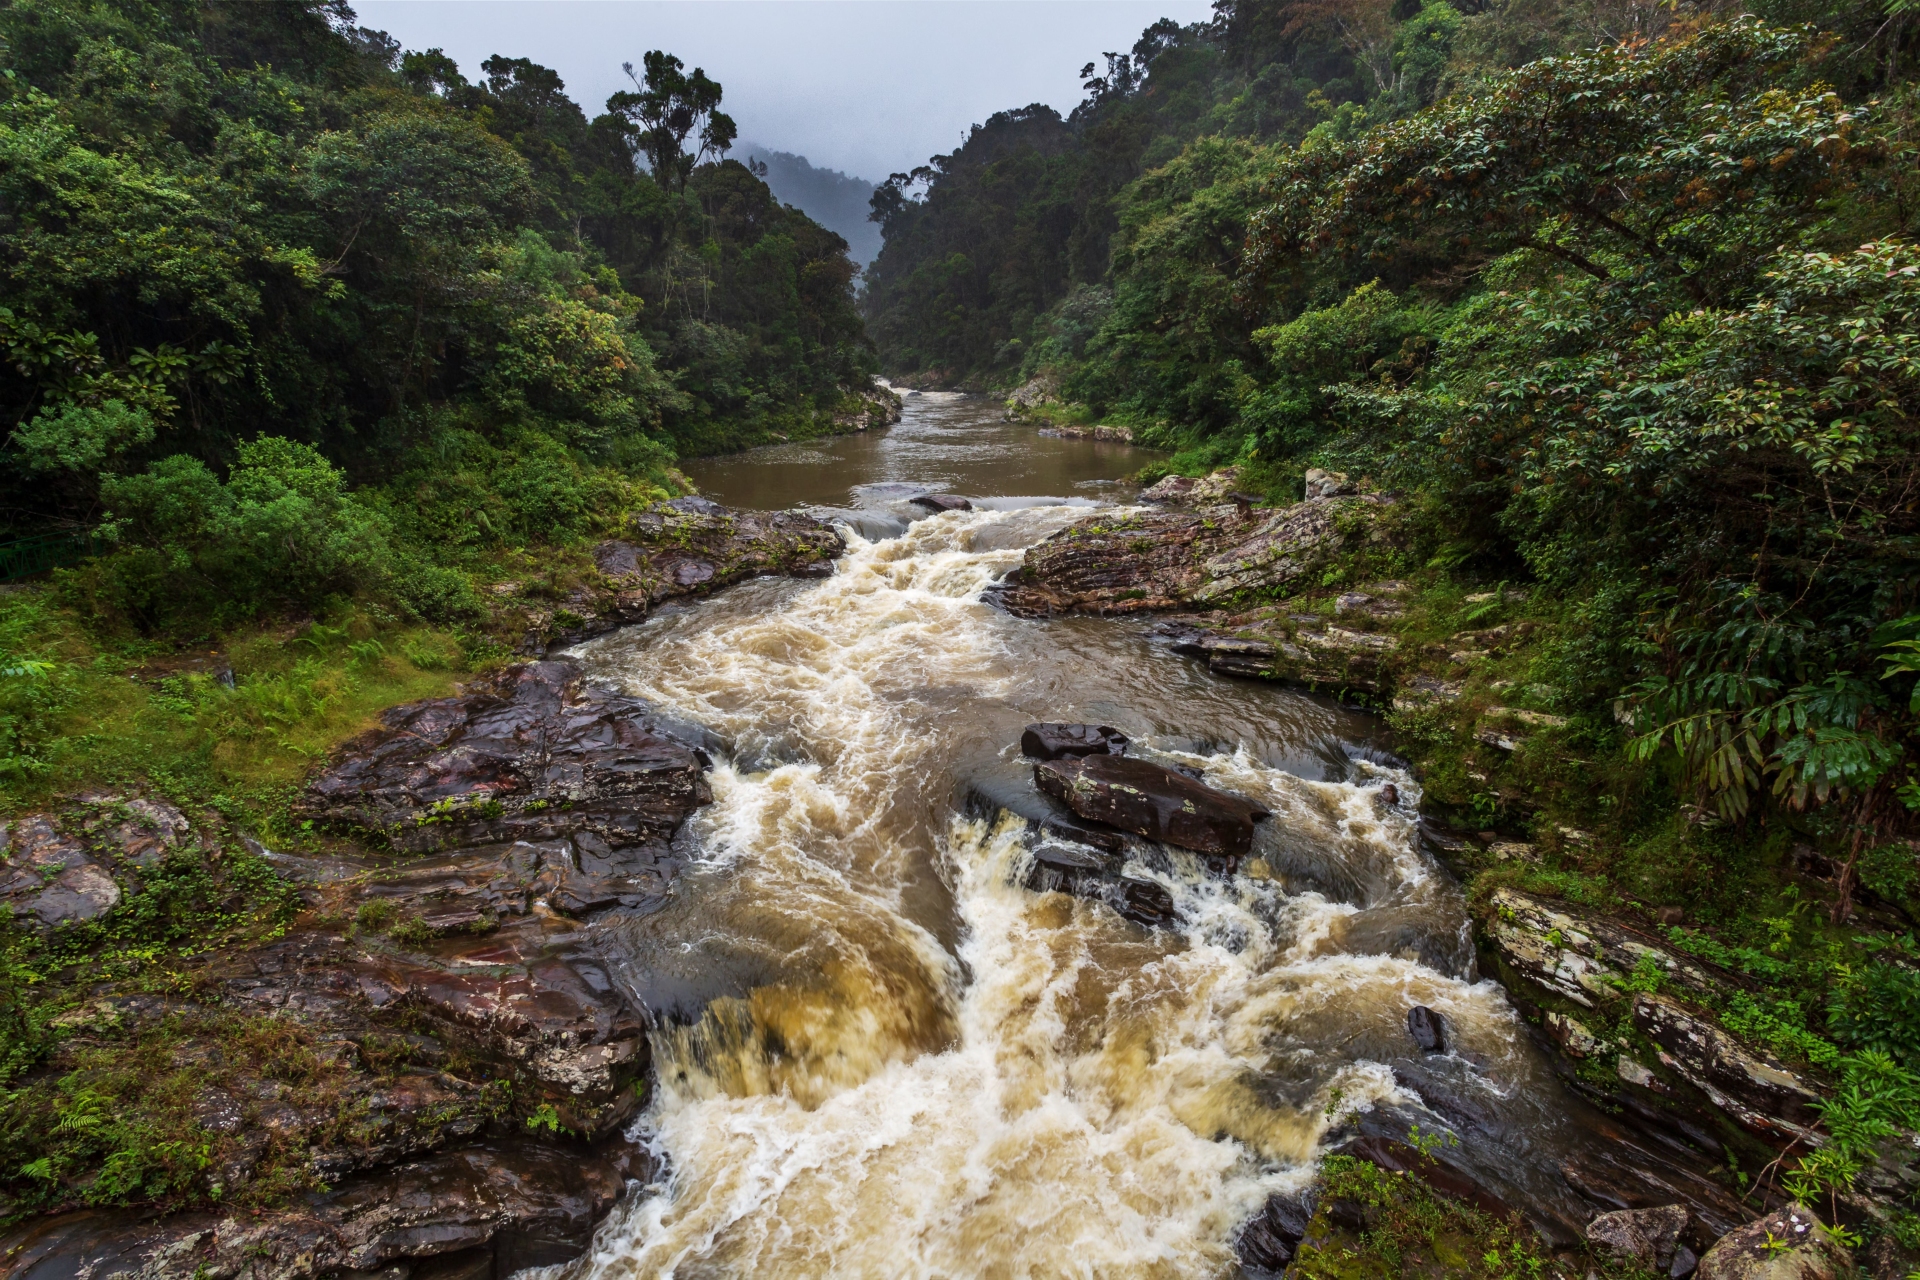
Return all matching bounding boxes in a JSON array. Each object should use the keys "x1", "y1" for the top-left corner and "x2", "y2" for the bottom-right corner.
[{"x1": 549, "y1": 504, "x2": 1577, "y2": 1279}]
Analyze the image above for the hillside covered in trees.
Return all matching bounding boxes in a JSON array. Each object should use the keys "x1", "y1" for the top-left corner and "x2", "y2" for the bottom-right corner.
[
  {"x1": 0, "y1": 0, "x2": 880, "y2": 630},
  {"x1": 867, "y1": 0, "x2": 1920, "y2": 1243}
]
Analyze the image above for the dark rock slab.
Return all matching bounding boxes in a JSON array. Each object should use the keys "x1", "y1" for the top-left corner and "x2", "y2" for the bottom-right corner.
[
  {"x1": 1407, "y1": 1005, "x2": 1446, "y2": 1053},
  {"x1": 0, "y1": 814, "x2": 118, "y2": 927},
  {"x1": 1630, "y1": 994, "x2": 1823, "y2": 1144},
  {"x1": 1033, "y1": 754, "x2": 1269, "y2": 858},
  {"x1": 1018, "y1": 723, "x2": 1128, "y2": 761},
  {"x1": 1234, "y1": 1191, "x2": 1314, "y2": 1275},
  {"x1": 1020, "y1": 837, "x2": 1176, "y2": 930},
  {"x1": 303, "y1": 660, "x2": 711, "y2": 856},
  {"x1": 909, "y1": 493, "x2": 972, "y2": 512},
  {"x1": 0, "y1": 1137, "x2": 649, "y2": 1280}
]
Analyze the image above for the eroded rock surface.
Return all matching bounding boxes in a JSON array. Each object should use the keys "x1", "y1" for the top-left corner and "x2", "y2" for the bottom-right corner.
[
  {"x1": 303, "y1": 660, "x2": 710, "y2": 856},
  {"x1": 1019, "y1": 723, "x2": 1128, "y2": 761},
  {"x1": 1034, "y1": 754, "x2": 1269, "y2": 859},
  {"x1": 526, "y1": 497, "x2": 844, "y2": 649},
  {"x1": 2, "y1": 661, "x2": 718, "y2": 1278},
  {"x1": 1696, "y1": 1205, "x2": 1850, "y2": 1280},
  {"x1": 994, "y1": 488, "x2": 1397, "y2": 618}
]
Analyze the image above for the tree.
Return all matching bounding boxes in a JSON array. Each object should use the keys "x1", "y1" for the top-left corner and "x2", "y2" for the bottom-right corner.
[{"x1": 606, "y1": 51, "x2": 736, "y2": 191}]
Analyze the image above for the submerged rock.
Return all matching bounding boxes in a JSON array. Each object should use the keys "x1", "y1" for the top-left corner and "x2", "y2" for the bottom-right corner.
[
  {"x1": 1020, "y1": 836, "x2": 1177, "y2": 929},
  {"x1": 1407, "y1": 1005, "x2": 1446, "y2": 1053},
  {"x1": 1019, "y1": 723, "x2": 1128, "y2": 761},
  {"x1": 1033, "y1": 754, "x2": 1269, "y2": 858},
  {"x1": 909, "y1": 493, "x2": 972, "y2": 512}
]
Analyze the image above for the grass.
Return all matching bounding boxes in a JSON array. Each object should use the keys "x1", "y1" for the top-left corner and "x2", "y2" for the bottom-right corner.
[{"x1": 1291, "y1": 1155, "x2": 1659, "y2": 1280}]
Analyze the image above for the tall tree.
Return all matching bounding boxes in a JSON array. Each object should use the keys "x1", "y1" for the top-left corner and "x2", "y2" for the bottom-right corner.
[{"x1": 606, "y1": 50, "x2": 736, "y2": 190}]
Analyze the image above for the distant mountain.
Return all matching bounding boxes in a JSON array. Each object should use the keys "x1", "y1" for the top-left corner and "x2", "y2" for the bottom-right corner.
[{"x1": 740, "y1": 144, "x2": 882, "y2": 266}]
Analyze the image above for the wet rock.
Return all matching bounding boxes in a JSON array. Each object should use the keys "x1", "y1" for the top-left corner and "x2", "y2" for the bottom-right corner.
[
  {"x1": 528, "y1": 498, "x2": 843, "y2": 648},
  {"x1": 1585, "y1": 1204, "x2": 1691, "y2": 1271},
  {"x1": 1019, "y1": 723, "x2": 1128, "y2": 761},
  {"x1": 1392, "y1": 674, "x2": 1464, "y2": 712},
  {"x1": 1407, "y1": 1005, "x2": 1446, "y2": 1053},
  {"x1": 1630, "y1": 994, "x2": 1824, "y2": 1144},
  {"x1": 1003, "y1": 372, "x2": 1061, "y2": 419},
  {"x1": 1342, "y1": 1135, "x2": 1516, "y2": 1221},
  {"x1": 0, "y1": 814, "x2": 120, "y2": 928},
  {"x1": 303, "y1": 660, "x2": 711, "y2": 856},
  {"x1": 1544, "y1": 1010, "x2": 1605, "y2": 1058},
  {"x1": 996, "y1": 492, "x2": 1397, "y2": 617},
  {"x1": 1695, "y1": 1205, "x2": 1849, "y2": 1280},
  {"x1": 1304, "y1": 468, "x2": 1355, "y2": 500},
  {"x1": 1020, "y1": 836, "x2": 1177, "y2": 930},
  {"x1": 1035, "y1": 423, "x2": 1134, "y2": 442},
  {"x1": 1033, "y1": 754, "x2": 1269, "y2": 858},
  {"x1": 1138, "y1": 467, "x2": 1242, "y2": 507},
  {"x1": 910, "y1": 493, "x2": 972, "y2": 512},
  {"x1": 1234, "y1": 1192, "x2": 1313, "y2": 1274},
  {"x1": 0, "y1": 1138, "x2": 649, "y2": 1280},
  {"x1": 1484, "y1": 888, "x2": 1724, "y2": 1009},
  {"x1": 1157, "y1": 618, "x2": 1399, "y2": 696}
]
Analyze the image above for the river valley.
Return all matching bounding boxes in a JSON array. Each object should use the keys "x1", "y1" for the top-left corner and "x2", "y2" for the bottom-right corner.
[{"x1": 536, "y1": 395, "x2": 1723, "y2": 1277}]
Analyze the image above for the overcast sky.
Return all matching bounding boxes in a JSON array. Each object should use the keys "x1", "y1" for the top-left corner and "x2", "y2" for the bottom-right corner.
[{"x1": 352, "y1": 1, "x2": 1214, "y2": 181}]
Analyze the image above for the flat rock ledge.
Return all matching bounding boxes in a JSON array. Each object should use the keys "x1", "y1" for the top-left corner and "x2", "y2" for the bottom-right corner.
[
  {"x1": 1, "y1": 660, "x2": 717, "y2": 1279},
  {"x1": 523, "y1": 496, "x2": 845, "y2": 651},
  {"x1": 992, "y1": 487, "x2": 1398, "y2": 619}
]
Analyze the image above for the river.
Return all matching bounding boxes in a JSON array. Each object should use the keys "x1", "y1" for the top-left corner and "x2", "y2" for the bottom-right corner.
[{"x1": 545, "y1": 394, "x2": 1692, "y2": 1278}]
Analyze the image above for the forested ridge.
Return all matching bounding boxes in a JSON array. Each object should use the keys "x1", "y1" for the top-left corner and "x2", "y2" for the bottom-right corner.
[
  {"x1": 0, "y1": 0, "x2": 880, "y2": 629},
  {"x1": 868, "y1": 0, "x2": 1920, "y2": 1245}
]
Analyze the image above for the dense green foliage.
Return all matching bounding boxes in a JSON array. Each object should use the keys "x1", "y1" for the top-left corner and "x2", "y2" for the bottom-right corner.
[
  {"x1": 0, "y1": 0, "x2": 875, "y2": 629},
  {"x1": 872, "y1": 0, "x2": 1920, "y2": 1233}
]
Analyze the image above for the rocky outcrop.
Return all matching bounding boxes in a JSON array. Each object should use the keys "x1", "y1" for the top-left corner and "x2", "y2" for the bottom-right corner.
[
  {"x1": 1037, "y1": 423, "x2": 1134, "y2": 442},
  {"x1": 1019, "y1": 835, "x2": 1177, "y2": 930},
  {"x1": 1696, "y1": 1205, "x2": 1851, "y2": 1280},
  {"x1": 1162, "y1": 617, "x2": 1399, "y2": 697},
  {"x1": 518, "y1": 497, "x2": 844, "y2": 651},
  {"x1": 1138, "y1": 467, "x2": 1245, "y2": 507},
  {"x1": 303, "y1": 660, "x2": 711, "y2": 857},
  {"x1": 1003, "y1": 372, "x2": 1062, "y2": 420},
  {"x1": 1585, "y1": 1204, "x2": 1692, "y2": 1273},
  {"x1": 0, "y1": 1138, "x2": 646, "y2": 1280},
  {"x1": 1033, "y1": 754, "x2": 1269, "y2": 859},
  {"x1": 994, "y1": 488, "x2": 1398, "y2": 618},
  {"x1": 2, "y1": 661, "x2": 719, "y2": 1277},
  {"x1": 1631, "y1": 994, "x2": 1825, "y2": 1145},
  {"x1": 835, "y1": 382, "x2": 903, "y2": 431},
  {"x1": 1483, "y1": 888, "x2": 1830, "y2": 1152}
]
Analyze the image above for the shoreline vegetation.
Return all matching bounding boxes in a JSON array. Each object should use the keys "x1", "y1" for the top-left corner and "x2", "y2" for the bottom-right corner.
[{"x1": 2, "y1": 0, "x2": 1917, "y2": 1276}]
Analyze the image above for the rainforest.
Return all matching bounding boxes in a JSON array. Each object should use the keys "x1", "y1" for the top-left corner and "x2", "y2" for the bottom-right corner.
[{"x1": 1, "y1": 0, "x2": 1917, "y2": 1277}]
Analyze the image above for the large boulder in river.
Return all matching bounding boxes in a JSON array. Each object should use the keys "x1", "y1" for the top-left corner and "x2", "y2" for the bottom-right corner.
[
  {"x1": 1034, "y1": 754, "x2": 1269, "y2": 858},
  {"x1": 1020, "y1": 723, "x2": 1128, "y2": 761},
  {"x1": 519, "y1": 496, "x2": 844, "y2": 650},
  {"x1": 994, "y1": 488, "x2": 1397, "y2": 617}
]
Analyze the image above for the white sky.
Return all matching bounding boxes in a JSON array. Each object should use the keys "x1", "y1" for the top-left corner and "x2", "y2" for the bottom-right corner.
[{"x1": 352, "y1": 1, "x2": 1215, "y2": 181}]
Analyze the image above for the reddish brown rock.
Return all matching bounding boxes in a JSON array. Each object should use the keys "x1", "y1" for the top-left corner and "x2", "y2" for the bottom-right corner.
[
  {"x1": 1034, "y1": 754, "x2": 1269, "y2": 858},
  {"x1": 1019, "y1": 723, "x2": 1128, "y2": 761}
]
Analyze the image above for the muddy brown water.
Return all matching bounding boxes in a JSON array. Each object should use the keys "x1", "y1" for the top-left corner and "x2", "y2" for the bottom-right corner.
[{"x1": 548, "y1": 394, "x2": 1726, "y2": 1278}]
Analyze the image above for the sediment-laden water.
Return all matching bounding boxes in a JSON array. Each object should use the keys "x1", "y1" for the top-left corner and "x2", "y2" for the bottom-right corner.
[{"x1": 545, "y1": 397, "x2": 1637, "y2": 1278}]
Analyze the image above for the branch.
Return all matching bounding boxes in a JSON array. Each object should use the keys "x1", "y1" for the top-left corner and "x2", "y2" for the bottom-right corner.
[{"x1": 1515, "y1": 236, "x2": 1611, "y2": 280}]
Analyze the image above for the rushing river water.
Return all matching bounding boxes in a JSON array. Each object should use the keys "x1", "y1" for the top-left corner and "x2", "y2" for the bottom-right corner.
[{"x1": 547, "y1": 395, "x2": 1705, "y2": 1278}]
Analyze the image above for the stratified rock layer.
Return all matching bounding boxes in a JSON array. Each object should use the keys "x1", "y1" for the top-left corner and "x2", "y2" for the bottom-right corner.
[{"x1": 2, "y1": 659, "x2": 717, "y2": 1278}]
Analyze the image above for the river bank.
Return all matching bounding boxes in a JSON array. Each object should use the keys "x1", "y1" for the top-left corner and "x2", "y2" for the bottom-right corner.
[{"x1": 0, "y1": 403, "x2": 1878, "y2": 1279}]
